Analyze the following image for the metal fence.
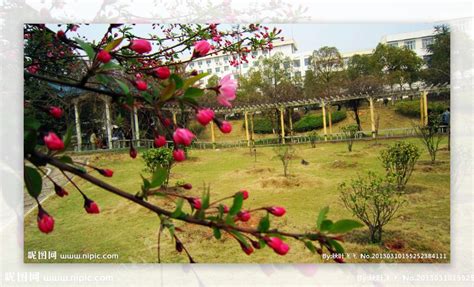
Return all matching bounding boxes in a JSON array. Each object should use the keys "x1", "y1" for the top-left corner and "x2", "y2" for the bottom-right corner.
[{"x1": 73, "y1": 126, "x2": 449, "y2": 152}]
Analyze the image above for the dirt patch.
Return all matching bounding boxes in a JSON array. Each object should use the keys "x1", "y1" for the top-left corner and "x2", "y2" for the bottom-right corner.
[
  {"x1": 258, "y1": 175, "x2": 301, "y2": 189},
  {"x1": 245, "y1": 167, "x2": 275, "y2": 174},
  {"x1": 329, "y1": 160, "x2": 358, "y2": 169},
  {"x1": 403, "y1": 184, "x2": 427, "y2": 194},
  {"x1": 385, "y1": 239, "x2": 406, "y2": 251}
]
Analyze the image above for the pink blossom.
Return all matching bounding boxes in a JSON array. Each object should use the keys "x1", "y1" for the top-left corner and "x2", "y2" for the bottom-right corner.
[
  {"x1": 154, "y1": 66, "x2": 171, "y2": 79},
  {"x1": 48, "y1": 106, "x2": 63, "y2": 118},
  {"x1": 236, "y1": 210, "x2": 251, "y2": 222},
  {"x1": 196, "y1": 108, "x2": 215, "y2": 126},
  {"x1": 37, "y1": 210, "x2": 54, "y2": 234},
  {"x1": 134, "y1": 80, "x2": 147, "y2": 91},
  {"x1": 154, "y1": 135, "x2": 167, "y2": 148},
  {"x1": 216, "y1": 74, "x2": 237, "y2": 107},
  {"x1": 97, "y1": 50, "x2": 111, "y2": 63},
  {"x1": 173, "y1": 128, "x2": 195, "y2": 146},
  {"x1": 268, "y1": 206, "x2": 286, "y2": 217}
]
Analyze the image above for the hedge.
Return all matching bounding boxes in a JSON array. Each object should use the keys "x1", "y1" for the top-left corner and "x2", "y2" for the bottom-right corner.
[
  {"x1": 395, "y1": 100, "x2": 449, "y2": 118},
  {"x1": 250, "y1": 118, "x2": 275, "y2": 134},
  {"x1": 293, "y1": 110, "x2": 347, "y2": 132}
]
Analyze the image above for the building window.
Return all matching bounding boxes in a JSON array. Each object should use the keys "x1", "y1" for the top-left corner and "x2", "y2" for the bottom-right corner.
[
  {"x1": 422, "y1": 37, "x2": 434, "y2": 49},
  {"x1": 215, "y1": 67, "x2": 221, "y2": 73},
  {"x1": 283, "y1": 62, "x2": 290, "y2": 69},
  {"x1": 224, "y1": 66, "x2": 229, "y2": 71},
  {"x1": 207, "y1": 69, "x2": 212, "y2": 73},
  {"x1": 206, "y1": 59, "x2": 211, "y2": 65},
  {"x1": 388, "y1": 42, "x2": 398, "y2": 48},
  {"x1": 423, "y1": 55, "x2": 432, "y2": 64},
  {"x1": 197, "y1": 61, "x2": 202, "y2": 66},
  {"x1": 224, "y1": 56, "x2": 229, "y2": 61},
  {"x1": 404, "y1": 40, "x2": 415, "y2": 50},
  {"x1": 293, "y1": 59, "x2": 300, "y2": 67},
  {"x1": 304, "y1": 57, "x2": 311, "y2": 66},
  {"x1": 189, "y1": 63, "x2": 194, "y2": 68},
  {"x1": 343, "y1": 58, "x2": 350, "y2": 66}
]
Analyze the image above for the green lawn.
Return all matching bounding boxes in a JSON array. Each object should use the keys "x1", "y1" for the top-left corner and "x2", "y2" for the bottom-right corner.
[{"x1": 24, "y1": 137, "x2": 450, "y2": 263}]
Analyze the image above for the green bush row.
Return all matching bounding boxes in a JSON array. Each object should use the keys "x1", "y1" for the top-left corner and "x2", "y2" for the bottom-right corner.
[
  {"x1": 293, "y1": 110, "x2": 347, "y2": 132},
  {"x1": 395, "y1": 100, "x2": 449, "y2": 118}
]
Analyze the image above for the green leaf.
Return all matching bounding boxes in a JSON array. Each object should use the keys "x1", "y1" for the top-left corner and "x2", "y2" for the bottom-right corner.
[
  {"x1": 170, "y1": 198, "x2": 184, "y2": 218},
  {"x1": 183, "y1": 72, "x2": 209, "y2": 89},
  {"x1": 149, "y1": 167, "x2": 167, "y2": 188},
  {"x1": 304, "y1": 241, "x2": 316, "y2": 253},
  {"x1": 140, "y1": 174, "x2": 151, "y2": 190},
  {"x1": 62, "y1": 126, "x2": 74, "y2": 150},
  {"x1": 142, "y1": 92, "x2": 153, "y2": 104},
  {"x1": 24, "y1": 116, "x2": 40, "y2": 131},
  {"x1": 183, "y1": 87, "x2": 204, "y2": 99},
  {"x1": 229, "y1": 230, "x2": 249, "y2": 247},
  {"x1": 258, "y1": 214, "x2": 270, "y2": 233},
  {"x1": 160, "y1": 81, "x2": 176, "y2": 102},
  {"x1": 99, "y1": 62, "x2": 120, "y2": 71},
  {"x1": 320, "y1": 219, "x2": 333, "y2": 232},
  {"x1": 328, "y1": 239, "x2": 345, "y2": 254},
  {"x1": 96, "y1": 74, "x2": 111, "y2": 85},
  {"x1": 24, "y1": 166, "x2": 42, "y2": 199},
  {"x1": 24, "y1": 130, "x2": 37, "y2": 154},
  {"x1": 228, "y1": 192, "x2": 243, "y2": 216},
  {"x1": 329, "y1": 219, "x2": 364, "y2": 234},
  {"x1": 58, "y1": 155, "x2": 73, "y2": 164},
  {"x1": 114, "y1": 78, "x2": 130, "y2": 95},
  {"x1": 170, "y1": 74, "x2": 183, "y2": 89},
  {"x1": 74, "y1": 37, "x2": 96, "y2": 60},
  {"x1": 316, "y1": 206, "x2": 329, "y2": 230},
  {"x1": 213, "y1": 228, "x2": 221, "y2": 240},
  {"x1": 104, "y1": 37, "x2": 123, "y2": 52}
]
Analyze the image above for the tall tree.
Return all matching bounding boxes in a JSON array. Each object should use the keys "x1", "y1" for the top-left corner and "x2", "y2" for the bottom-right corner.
[
  {"x1": 372, "y1": 43, "x2": 424, "y2": 90},
  {"x1": 423, "y1": 25, "x2": 450, "y2": 85},
  {"x1": 309, "y1": 46, "x2": 344, "y2": 97}
]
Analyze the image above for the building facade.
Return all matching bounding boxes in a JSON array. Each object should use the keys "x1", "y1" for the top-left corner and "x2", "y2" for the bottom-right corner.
[{"x1": 188, "y1": 28, "x2": 435, "y2": 82}]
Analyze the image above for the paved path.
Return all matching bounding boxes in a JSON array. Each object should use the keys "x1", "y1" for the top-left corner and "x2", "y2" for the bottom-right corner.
[{"x1": 24, "y1": 156, "x2": 89, "y2": 215}]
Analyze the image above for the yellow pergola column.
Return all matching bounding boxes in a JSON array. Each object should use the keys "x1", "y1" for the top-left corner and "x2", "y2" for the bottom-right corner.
[
  {"x1": 369, "y1": 97, "x2": 376, "y2": 138},
  {"x1": 250, "y1": 113, "x2": 255, "y2": 142},
  {"x1": 327, "y1": 105, "x2": 332, "y2": 134},
  {"x1": 280, "y1": 107, "x2": 286, "y2": 144},
  {"x1": 210, "y1": 120, "x2": 216, "y2": 149},
  {"x1": 419, "y1": 95, "x2": 425, "y2": 125},
  {"x1": 321, "y1": 100, "x2": 328, "y2": 141},
  {"x1": 423, "y1": 91, "x2": 429, "y2": 126},
  {"x1": 288, "y1": 108, "x2": 293, "y2": 136},
  {"x1": 172, "y1": 111, "x2": 178, "y2": 126},
  {"x1": 244, "y1": 111, "x2": 250, "y2": 146}
]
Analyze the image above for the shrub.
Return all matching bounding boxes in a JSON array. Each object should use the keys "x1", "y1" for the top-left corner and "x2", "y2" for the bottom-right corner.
[
  {"x1": 415, "y1": 116, "x2": 444, "y2": 164},
  {"x1": 341, "y1": 124, "x2": 359, "y2": 152},
  {"x1": 272, "y1": 145, "x2": 295, "y2": 177},
  {"x1": 251, "y1": 117, "x2": 274, "y2": 134},
  {"x1": 380, "y1": 141, "x2": 420, "y2": 190},
  {"x1": 293, "y1": 110, "x2": 346, "y2": 132},
  {"x1": 339, "y1": 172, "x2": 405, "y2": 243},
  {"x1": 309, "y1": 131, "x2": 318, "y2": 148},
  {"x1": 142, "y1": 148, "x2": 174, "y2": 187},
  {"x1": 395, "y1": 100, "x2": 448, "y2": 118}
]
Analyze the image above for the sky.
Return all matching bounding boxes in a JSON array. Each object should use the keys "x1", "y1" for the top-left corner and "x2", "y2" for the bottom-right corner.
[{"x1": 48, "y1": 22, "x2": 437, "y2": 54}]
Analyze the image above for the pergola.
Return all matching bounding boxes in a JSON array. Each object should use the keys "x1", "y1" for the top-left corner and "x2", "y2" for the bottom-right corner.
[{"x1": 71, "y1": 83, "x2": 449, "y2": 151}]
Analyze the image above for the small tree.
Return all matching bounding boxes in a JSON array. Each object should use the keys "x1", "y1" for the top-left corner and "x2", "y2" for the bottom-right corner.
[
  {"x1": 272, "y1": 145, "x2": 295, "y2": 177},
  {"x1": 142, "y1": 148, "x2": 174, "y2": 187},
  {"x1": 309, "y1": 131, "x2": 318, "y2": 148},
  {"x1": 380, "y1": 141, "x2": 420, "y2": 191},
  {"x1": 414, "y1": 117, "x2": 443, "y2": 164},
  {"x1": 339, "y1": 172, "x2": 405, "y2": 243},
  {"x1": 341, "y1": 124, "x2": 359, "y2": 152}
]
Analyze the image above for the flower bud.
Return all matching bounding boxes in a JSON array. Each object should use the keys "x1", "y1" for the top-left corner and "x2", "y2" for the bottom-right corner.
[
  {"x1": 43, "y1": 132, "x2": 65, "y2": 150},
  {"x1": 173, "y1": 128, "x2": 195, "y2": 146},
  {"x1": 130, "y1": 39, "x2": 152, "y2": 54},
  {"x1": 134, "y1": 80, "x2": 147, "y2": 91},
  {"x1": 239, "y1": 241, "x2": 254, "y2": 255},
  {"x1": 175, "y1": 239, "x2": 184, "y2": 253},
  {"x1": 193, "y1": 40, "x2": 211, "y2": 57},
  {"x1": 196, "y1": 109, "x2": 215, "y2": 126},
  {"x1": 129, "y1": 145, "x2": 137, "y2": 159},
  {"x1": 188, "y1": 197, "x2": 202, "y2": 209},
  {"x1": 237, "y1": 190, "x2": 249, "y2": 200},
  {"x1": 97, "y1": 50, "x2": 112, "y2": 63},
  {"x1": 181, "y1": 183, "x2": 193, "y2": 190},
  {"x1": 173, "y1": 149, "x2": 186, "y2": 162},
  {"x1": 54, "y1": 183, "x2": 68, "y2": 197},
  {"x1": 84, "y1": 198, "x2": 100, "y2": 214},
  {"x1": 98, "y1": 168, "x2": 114, "y2": 177},
  {"x1": 222, "y1": 204, "x2": 229, "y2": 213},
  {"x1": 37, "y1": 208, "x2": 54, "y2": 234},
  {"x1": 250, "y1": 240, "x2": 261, "y2": 249},
  {"x1": 49, "y1": 106, "x2": 63, "y2": 118},
  {"x1": 219, "y1": 121, "x2": 232, "y2": 134},
  {"x1": 154, "y1": 135, "x2": 167, "y2": 148},
  {"x1": 56, "y1": 30, "x2": 65, "y2": 39},
  {"x1": 154, "y1": 66, "x2": 171, "y2": 79},
  {"x1": 236, "y1": 210, "x2": 251, "y2": 222},
  {"x1": 267, "y1": 206, "x2": 286, "y2": 217}
]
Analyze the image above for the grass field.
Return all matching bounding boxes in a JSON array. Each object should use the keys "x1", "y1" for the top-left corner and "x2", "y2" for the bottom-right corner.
[{"x1": 24, "y1": 137, "x2": 450, "y2": 263}]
